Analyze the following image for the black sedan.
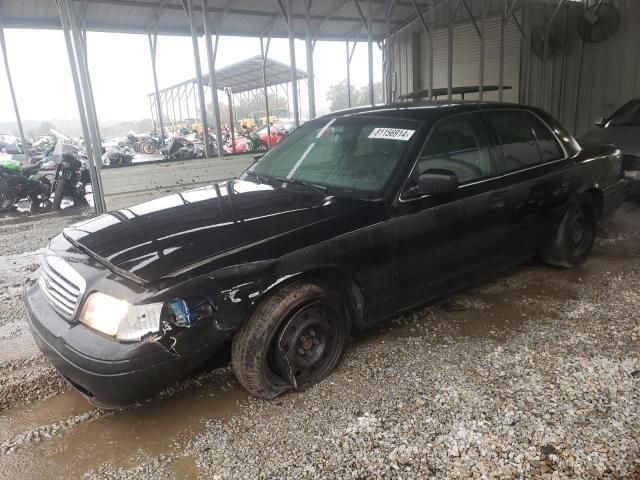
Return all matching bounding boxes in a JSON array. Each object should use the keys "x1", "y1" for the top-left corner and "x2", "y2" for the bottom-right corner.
[{"x1": 24, "y1": 102, "x2": 627, "y2": 408}]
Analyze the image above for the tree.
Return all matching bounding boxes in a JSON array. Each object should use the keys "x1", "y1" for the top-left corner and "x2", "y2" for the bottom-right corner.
[{"x1": 326, "y1": 80, "x2": 384, "y2": 112}]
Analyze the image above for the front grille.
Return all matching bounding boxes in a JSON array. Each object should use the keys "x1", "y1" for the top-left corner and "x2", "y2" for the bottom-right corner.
[{"x1": 39, "y1": 253, "x2": 86, "y2": 320}]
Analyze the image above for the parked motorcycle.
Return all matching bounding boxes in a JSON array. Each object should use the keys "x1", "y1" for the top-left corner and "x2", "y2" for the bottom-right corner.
[
  {"x1": 127, "y1": 132, "x2": 161, "y2": 154},
  {"x1": 51, "y1": 154, "x2": 90, "y2": 210},
  {"x1": 224, "y1": 131, "x2": 268, "y2": 154},
  {"x1": 161, "y1": 136, "x2": 198, "y2": 161},
  {"x1": 0, "y1": 159, "x2": 52, "y2": 212},
  {"x1": 101, "y1": 145, "x2": 134, "y2": 167}
]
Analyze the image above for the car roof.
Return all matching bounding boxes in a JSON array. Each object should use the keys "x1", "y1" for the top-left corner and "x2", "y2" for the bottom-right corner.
[{"x1": 323, "y1": 101, "x2": 532, "y2": 122}]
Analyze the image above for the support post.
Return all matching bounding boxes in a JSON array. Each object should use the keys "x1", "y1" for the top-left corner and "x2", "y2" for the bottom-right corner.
[
  {"x1": 479, "y1": 0, "x2": 486, "y2": 100},
  {"x1": 304, "y1": 0, "x2": 316, "y2": 118},
  {"x1": 385, "y1": 1, "x2": 395, "y2": 104},
  {"x1": 202, "y1": 0, "x2": 224, "y2": 158},
  {"x1": 177, "y1": 85, "x2": 184, "y2": 126},
  {"x1": 346, "y1": 41, "x2": 351, "y2": 108},
  {"x1": 225, "y1": 88, "x2": 236, "y2": 153},
  {"x1": 171, "y1": 88, "x2": 177, "y2": 132},
  {"x1": 57, "y1": 0, "x2": 105, "y2": 214},
  {"x1": 367, "y1": 0, "x2": 374, "y2": 105},
  {"x1": 499, "y1": 0, "x2": 506, "y2": 101},
  {"x1": 183, "y1": 0, "x2": 211, "y2": 157},
  {"x1": 260, "y1": 37, "x2": 272, "y2": 149},
  {"x1": 428, "y1": 0, "x2": 434, "y2": 99},
  {"x1": 148, "y1": 33, "x2": 165, "y2": 145},
  {"x1": 540, "y1": 0, "x2": 566, "y2": 111},
  {"x1": 283, "y1": 0, "x2": 300, "y2": 126},
  {"x1": 0, "y1": 23, "x2": 28, "y2": 156},
  {"x1": 447, "y1": 0, "x2": 461, "y2": 101}
]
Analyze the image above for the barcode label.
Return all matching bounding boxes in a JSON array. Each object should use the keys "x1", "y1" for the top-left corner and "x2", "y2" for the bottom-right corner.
[{"x1": 368, "y1": 128, "x2": 415, "y2": 141}]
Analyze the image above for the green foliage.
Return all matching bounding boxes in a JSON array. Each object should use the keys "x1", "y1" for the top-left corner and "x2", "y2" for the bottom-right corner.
[{"x1": 326, "y1": 80, "x2": 384, "y2": 112}]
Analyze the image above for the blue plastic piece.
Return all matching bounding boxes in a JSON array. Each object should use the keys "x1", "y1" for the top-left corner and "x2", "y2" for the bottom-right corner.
[{"x1": 168, "y1": 299, "x2": 191, "y2": 327}]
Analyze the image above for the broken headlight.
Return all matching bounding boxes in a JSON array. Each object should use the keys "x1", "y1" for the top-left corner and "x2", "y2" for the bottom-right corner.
[{"x1": 79, "y1": 292, "x2": 163, "y2": 342}]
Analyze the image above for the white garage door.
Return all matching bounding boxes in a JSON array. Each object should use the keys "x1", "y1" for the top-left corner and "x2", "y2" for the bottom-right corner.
[{"x1": 418, "y1": 15, "x2": 521, "y2": 102}]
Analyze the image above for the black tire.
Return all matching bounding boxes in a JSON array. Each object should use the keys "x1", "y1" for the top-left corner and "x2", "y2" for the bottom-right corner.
[
  {"x1": 52, "y1": 178, "x2": 66, "y2": 210},
  {"x1": 231, "y1": 280, "x2": 351, "y2": 399},
  {"x1": 28, "y1": 176, "x2": 53, "y2": 211},
  {"x1": 542, "y1": 194, "x2": 598, "y2": 268},
  {"x1": 0, "y1": 180, "x2": 17, "y2": 211}
]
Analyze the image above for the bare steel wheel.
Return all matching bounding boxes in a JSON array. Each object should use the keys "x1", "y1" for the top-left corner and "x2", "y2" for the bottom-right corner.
[
  {"x1": 269, "y1": 301, "x2": 343, "y2": 388},
  {"x1": 231, "y1": 281, "x2": 350, "y2": 399}
]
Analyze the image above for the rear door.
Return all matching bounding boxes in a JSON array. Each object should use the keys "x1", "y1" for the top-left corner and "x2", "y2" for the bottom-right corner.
[{"x1": 483, "y1": 109, "x2": 577, "y2": 256}]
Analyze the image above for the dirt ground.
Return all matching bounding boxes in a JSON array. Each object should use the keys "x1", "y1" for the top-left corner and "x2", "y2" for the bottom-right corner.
[{"x1": 0, "y1": 200, "x2": 638, "y2": 479}]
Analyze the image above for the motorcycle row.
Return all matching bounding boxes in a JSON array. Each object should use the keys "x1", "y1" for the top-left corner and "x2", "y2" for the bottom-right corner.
[{"x1": 0, "y1": 139, "x2": 90, "y2": 213}]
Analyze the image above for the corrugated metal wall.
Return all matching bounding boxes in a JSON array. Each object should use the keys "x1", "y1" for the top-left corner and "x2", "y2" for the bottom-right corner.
[
  {"x1": 391, "y1": 0, "x2": 640, "y2": 136},
  {"x1": 391, "y1": 27, "x2": 419, "y2": 99},
  {"x1": 417, "y1": 15, "x2": 521, "y2": 102},
  {"x1": 522, "y1": 0, "x2": 640, "y2": 135}
]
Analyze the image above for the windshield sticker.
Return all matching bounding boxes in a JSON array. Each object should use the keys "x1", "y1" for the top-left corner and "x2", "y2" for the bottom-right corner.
[{"x1": 368, "y1": 128, "x2": 415, "y2": 141}]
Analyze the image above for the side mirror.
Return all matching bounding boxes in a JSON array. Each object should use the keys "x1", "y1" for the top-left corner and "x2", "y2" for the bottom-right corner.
[
  {"x1": 417, "y1": 169, "x2": 459, "y2": 196},
  {"x1": 594, "y1": 117, "x2": 606, "y2": 128}
]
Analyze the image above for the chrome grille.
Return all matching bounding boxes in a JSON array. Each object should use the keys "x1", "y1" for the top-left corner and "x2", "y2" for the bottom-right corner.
[{"x1": 39, "y1": 253, "x2": 86, "y2": 320}]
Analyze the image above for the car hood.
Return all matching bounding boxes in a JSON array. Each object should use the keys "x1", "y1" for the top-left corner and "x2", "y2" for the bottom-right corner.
[
  {"x1": 581, "y1": 127, "x2": 640, "y2": 156},
  {"x1": 63, "y1": 179, "x2": 381, "y2": 284}
]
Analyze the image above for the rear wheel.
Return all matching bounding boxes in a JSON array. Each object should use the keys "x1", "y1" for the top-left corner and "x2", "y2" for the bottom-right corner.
[
  {"x1": 142, "y1": 142, "x2": 155, "y2": 154},
  {"x1": 231, "y1": 281, "x2": 350, "y2": 399},
  {"x1": 542, "y1": 194, "x2": 598, "y2": 268},
  {"x1": 52, "y1": 178, "x2": 66, "y2": 210}
]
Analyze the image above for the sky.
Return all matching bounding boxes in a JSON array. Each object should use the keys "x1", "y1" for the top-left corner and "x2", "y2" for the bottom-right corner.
[{"x1": 0, "y1": 28, "x2": 382, "y2": 128}]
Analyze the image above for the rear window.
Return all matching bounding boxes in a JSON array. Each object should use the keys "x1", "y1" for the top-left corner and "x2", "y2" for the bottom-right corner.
[
  {"x1": 486, "y1": 111, "x2": 541, "y2": 173},
  {"x1": 524, "y1": 112, "x2": 564, "y2": 162}
]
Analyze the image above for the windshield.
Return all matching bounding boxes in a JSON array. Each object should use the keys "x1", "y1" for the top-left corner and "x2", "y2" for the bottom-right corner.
[
  {"x1": 608, "y1": 100, "x2": 640, "y2": 127},
  {"x1": 248, "y1": 116, "x2": 420, "y2": 197}
]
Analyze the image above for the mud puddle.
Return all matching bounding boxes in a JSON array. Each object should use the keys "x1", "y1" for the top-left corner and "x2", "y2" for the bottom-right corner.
[
  {"x1": 357, "y1": 262, "x2": 582, "y2": 347},
  {"x1": 0, "y1": 368, "x2": 247, "y2": 479}
]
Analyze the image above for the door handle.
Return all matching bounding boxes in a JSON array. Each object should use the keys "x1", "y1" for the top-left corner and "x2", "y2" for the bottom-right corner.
[{"x1": 488, "y1": 192, "x2": 507, "y2": 210}]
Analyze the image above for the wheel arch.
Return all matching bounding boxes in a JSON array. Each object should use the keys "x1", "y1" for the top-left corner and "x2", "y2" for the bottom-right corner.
[
  {"x1": 580, "y1": 187, "x2": 604, "y2": 218},
  {"x1": 259, "y1": 267, "x2": 366, "y2": 330}
]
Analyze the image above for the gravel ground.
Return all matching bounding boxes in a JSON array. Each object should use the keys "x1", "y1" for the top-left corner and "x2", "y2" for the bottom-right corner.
[
  {"x1": 0, "y1": 202, "x2": 638, "y2": 479},
  {"x1": 0, "y1": 210, "x2": 88, "y2": 411},
  {"x1": 80, "y1": 201, "x2": 640, "y2": 480}
]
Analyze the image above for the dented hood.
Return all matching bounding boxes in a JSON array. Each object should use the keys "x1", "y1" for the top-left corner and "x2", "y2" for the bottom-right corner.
[{"x1": 63, "y1": 180, "x2": 377, "y2": 284}]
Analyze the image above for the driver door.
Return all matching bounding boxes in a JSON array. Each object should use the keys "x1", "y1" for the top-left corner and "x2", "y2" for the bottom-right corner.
[{"x1": 391, "y1": 112, "x2": 511, "y2": 309}]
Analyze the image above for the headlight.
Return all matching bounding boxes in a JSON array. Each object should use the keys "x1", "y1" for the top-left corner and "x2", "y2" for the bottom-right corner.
[{"x1": 79, "y1": 292, "x2": 163, "y2": 342}]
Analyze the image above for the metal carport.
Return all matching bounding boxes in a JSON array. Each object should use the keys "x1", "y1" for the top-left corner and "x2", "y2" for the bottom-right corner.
[{"x1": 149, "y1": 55, "x2": 308, "y2": 151}]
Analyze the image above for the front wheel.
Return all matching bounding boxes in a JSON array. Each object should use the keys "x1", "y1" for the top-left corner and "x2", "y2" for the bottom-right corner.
[
  {"x1": 52, "y1": 178, "x2": 66, "y2": 210},
  {"x1": 542, "y1": 194, "x2": 598, "y2": 268},
  {"x1": 231, "y1": 281, "x2": 350, "y2": 399}
]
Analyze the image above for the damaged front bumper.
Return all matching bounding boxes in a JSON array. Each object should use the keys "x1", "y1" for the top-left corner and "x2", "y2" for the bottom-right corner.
[{"x1": 24, "y1": 277, "x2": 226, "y2": 409}]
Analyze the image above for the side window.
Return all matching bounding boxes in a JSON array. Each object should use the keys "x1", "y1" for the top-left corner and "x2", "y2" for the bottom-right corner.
[
  {"x1": 486, "y1": 110, "x2": 541, "y2": 173},
  {"x1": 523, "y1": 112, "x2": 564, "y2": 162},
  {"x1": 415, "y1": 113, "x2": 493, "y2": 185}
]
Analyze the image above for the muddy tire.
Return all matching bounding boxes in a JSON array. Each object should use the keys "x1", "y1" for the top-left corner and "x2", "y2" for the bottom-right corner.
[
  {"x1": 52, "y1": 178, "x2": 66, "y2": 210},
  {"x1": 542, "y1": 193, "x2": 598, "y2": 268},
  {"x1": 231, "y1": 281, "x2": 350, "y2": 400}
]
